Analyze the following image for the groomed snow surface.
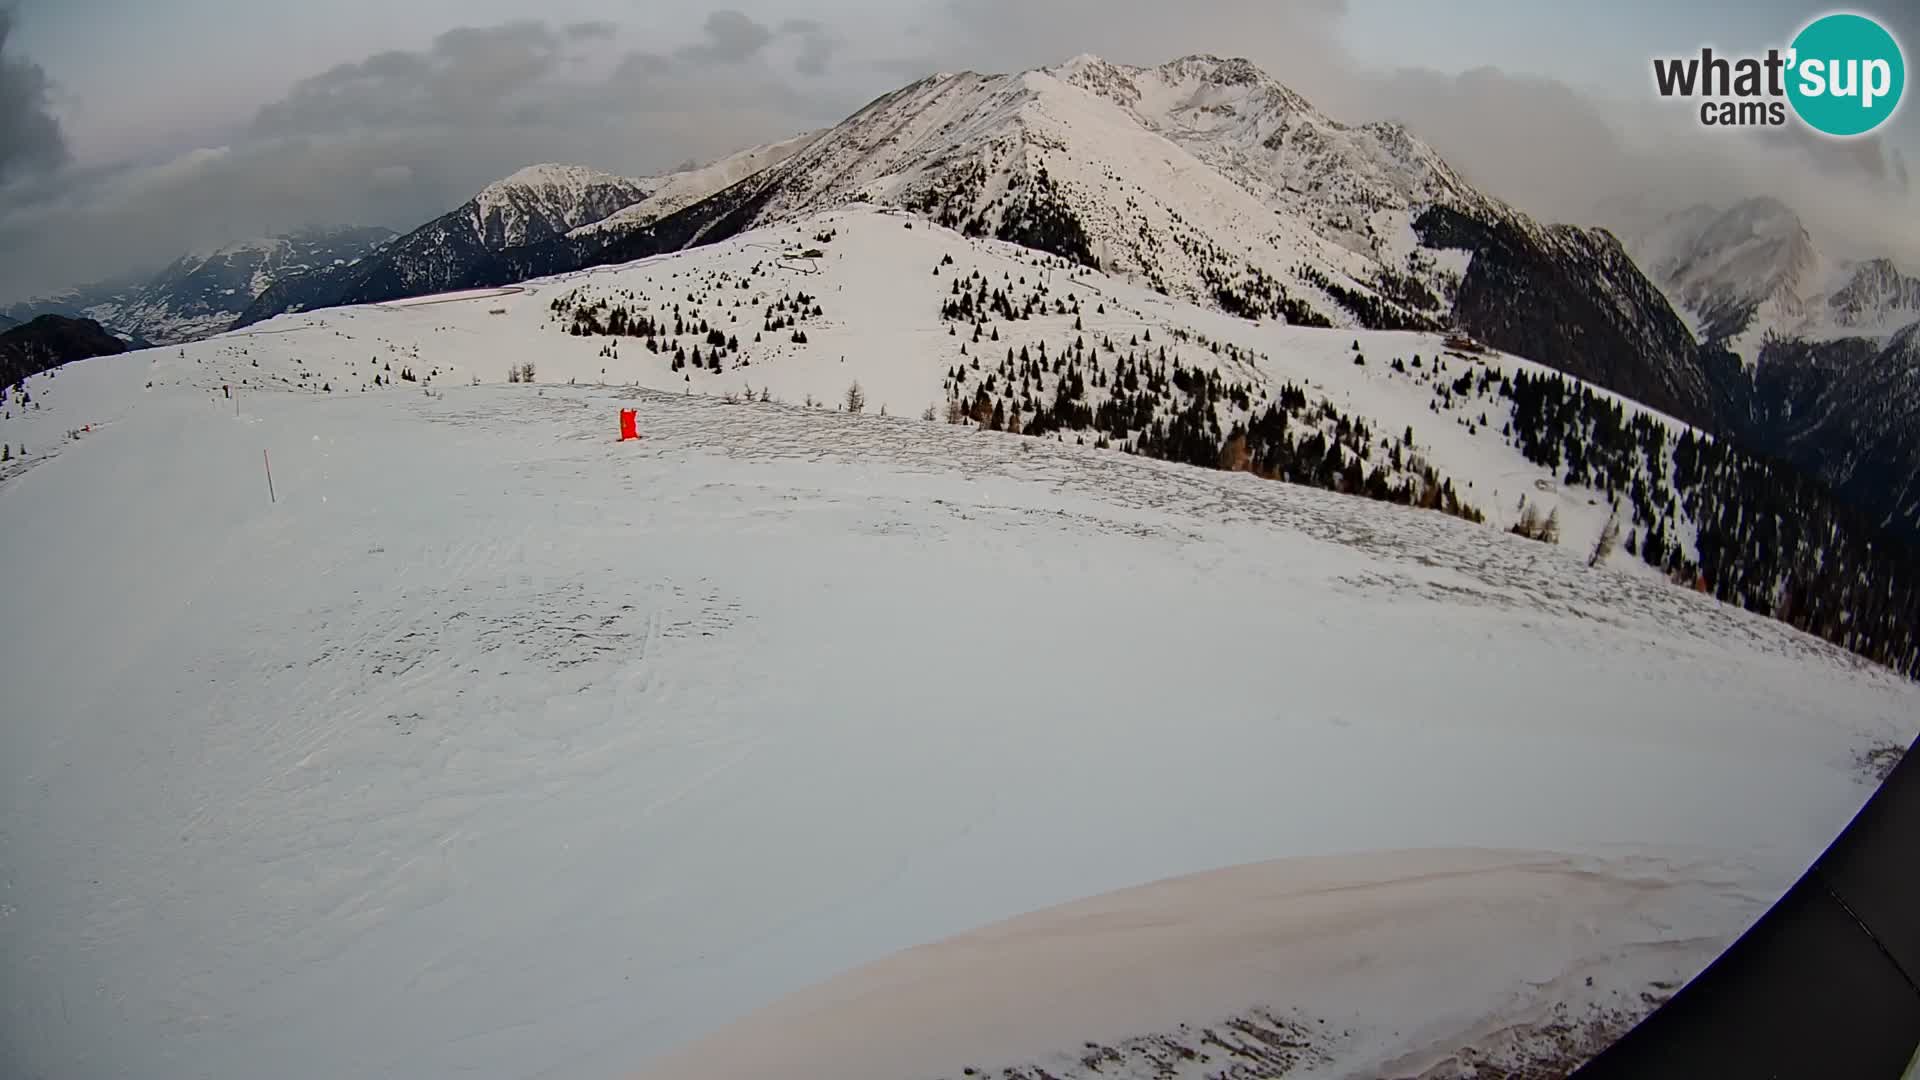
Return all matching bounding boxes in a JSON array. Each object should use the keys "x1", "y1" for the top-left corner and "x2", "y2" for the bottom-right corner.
[
  {"x1": 638, "y1": 848, "x2": 1780, "y2": 1080},
  {"x1": 3, "y1": 209, "x2": 1917, "y2": 1080}
]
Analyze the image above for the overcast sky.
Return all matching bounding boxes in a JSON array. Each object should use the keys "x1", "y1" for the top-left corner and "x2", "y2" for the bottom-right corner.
[{"x1": 2, "y1": 0, "x2": 1915, "y2": 299}]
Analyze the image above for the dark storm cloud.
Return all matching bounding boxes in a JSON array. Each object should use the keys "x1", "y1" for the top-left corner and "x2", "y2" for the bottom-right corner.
[{"x1": 0, "y1": 6, "x2": 68, "y2": 184}]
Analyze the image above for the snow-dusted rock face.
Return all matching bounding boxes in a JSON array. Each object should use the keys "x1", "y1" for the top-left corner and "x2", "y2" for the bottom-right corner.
[
  {"x1": 3, "y1": 226, "x2": 396, "y2": 346},
  {"x1": 1828, "y1": 258, "x2": 1920, "y2": 332}
]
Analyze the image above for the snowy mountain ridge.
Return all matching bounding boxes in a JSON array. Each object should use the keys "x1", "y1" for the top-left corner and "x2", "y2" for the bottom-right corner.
[
  {"x1": 569, "y1": 133, "x2": 824, "y2": 239},
  {"x1": 1827, "y1": 257, "x2": 1920, "y2": 333},
  {"x1": 2, "y1": 225, "x2": 397, "y2": 346},
  {"x1": 1616, "y1": 196, "x2": 1920, "y2": 363},
  {"x1": 1053, "y1": 54, "x2": 1505, "y2": 235},
  {"x1": 235, "y1": 142, "x2": 838, "y2": 327},
  {"x1": 468, "y1": 164, "x2": 659, "y2": 249}
]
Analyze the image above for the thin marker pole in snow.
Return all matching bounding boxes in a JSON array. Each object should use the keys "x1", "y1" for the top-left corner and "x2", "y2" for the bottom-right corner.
[{"x1": 263, "y1": 449, "x2": 276, "y2": 504}]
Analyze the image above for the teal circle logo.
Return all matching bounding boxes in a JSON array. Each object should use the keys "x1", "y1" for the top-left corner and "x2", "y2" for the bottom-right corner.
[{"x1": 1787, "y1": 12, "x2": 1905, "y2": 136}]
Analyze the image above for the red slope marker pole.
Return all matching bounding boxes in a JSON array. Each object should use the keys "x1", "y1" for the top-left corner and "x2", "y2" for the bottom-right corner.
[{"x1": 263, "y1": 449, "x2": 276, "y2": 504}]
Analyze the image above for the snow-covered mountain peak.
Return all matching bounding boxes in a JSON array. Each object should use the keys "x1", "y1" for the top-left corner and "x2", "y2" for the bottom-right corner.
[
  {"x1": 1044, "y1": 53, "x2": 1496, "y2": 229},
  {"x1": 1049, "y1": 53, "x2": 1139, "y2": 101},
  {"x1": 1617, "y1": 196, "x2": 1821, "y2": 355},
  {"x1": 477, "y1": 163, "x2": 634, "y2": 207},
  {"x1": 1054, "y1": 54, "x2": 1316, "y2": 130},
  {"x1": 1054, "y1": 51, "x2": 1115, "y2": 74},
  {"x1": 1048, "y1": 52, "x2": 1275, "y2": 99},
  {"x1": 1156, "y1": 53, "x2": 1266, "y2": 86},
  {"x1": 1615, "y1": 194, "x2": 1920, "y2": 362},
  {"x1": 466, "y1": 164, "x2": 657, "y2": 249}
]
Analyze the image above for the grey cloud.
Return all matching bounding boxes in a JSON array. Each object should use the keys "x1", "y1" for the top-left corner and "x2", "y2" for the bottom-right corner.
[
  {"x1": 249, "y1": 22, "x2": 568, "y2": 139},
  {"x1": 792, "y1": 27, "x2": 838, "y2": 77},
  {"x1": 794, "y1": 38, "x2": 834, "y2": 77},
  {"x1": 565, "y1": 20, "x2": 618, "y2": 41},
  {"x1": 932, "y1": 0, "x2": 1349, "y2": 74},
  {"x1": 1354, "y1": 67, "x2": 1920, "y2": 259},
  {"x1": 676, "y1": 10, "x2": 776, "y2": 65},
  {"x1": 668, "y1": 10, "x2": 838, "y2": 74},
  {"x1": 419, "y1": 21, "x2": 567, "y2": 115},
  {"x1": 612, "y1": 51, "x2": 672, "y2": 80},
  {"x1": 0, "y1": 6, "x2": 68, "y2": 184},
  {"x1": 1758, "y1": 125, "x2": 1909, "y2": 194},
  {"x1": 0, "y1": 15, "x2": 855, "y2": 300},
  {"x1": 773, "y1": 16, "x2": 838, "y2": 75},
  {"x1": 1346, "y1": 65, "x2": 1633, "y2": 225}
]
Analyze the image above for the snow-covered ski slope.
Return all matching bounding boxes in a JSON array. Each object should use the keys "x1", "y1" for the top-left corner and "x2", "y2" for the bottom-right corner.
[{"x1": 1, "y1": 207, "x2": 1915, "y2": 1080}]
